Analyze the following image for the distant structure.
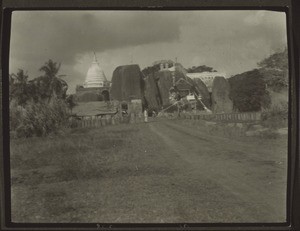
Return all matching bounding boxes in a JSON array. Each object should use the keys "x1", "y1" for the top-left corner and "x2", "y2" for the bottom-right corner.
[
  {"x1": 186, "y1": 72, "x2": 226, "y2": 92},
  {"x1": 153, "y1": 60, "x2": 175, "y2": 72},
  {"x1": 75, "y1": 53, "x2": 111, "y2": 102}
]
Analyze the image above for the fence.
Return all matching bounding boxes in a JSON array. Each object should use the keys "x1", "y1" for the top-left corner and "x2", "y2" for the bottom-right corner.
[
  {"x1": 68, "y1": 113, "x2": 145, "y2": 128},
  {"x1": 69, "y1": 111, "x2": 261, "y2": 128},
  {"x1": 181, "y1": 111, "x2": 261, "y2": 123}
]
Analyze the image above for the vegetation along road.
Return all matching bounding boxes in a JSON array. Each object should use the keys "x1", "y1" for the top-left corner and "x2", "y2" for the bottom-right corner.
[{"x1": 11, "y1": 118, "x2": 287, "y2": 223}]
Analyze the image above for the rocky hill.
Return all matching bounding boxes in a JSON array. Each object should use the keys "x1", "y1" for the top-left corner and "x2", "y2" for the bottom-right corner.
[
  {"x1": 110, "y1": 62, "x2": 215, "y2": 112},
  {"x1": 143, "y1": 63, "x2": 211, "y2": 110}
]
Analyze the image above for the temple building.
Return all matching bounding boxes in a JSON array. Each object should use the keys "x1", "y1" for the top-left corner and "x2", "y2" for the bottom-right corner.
[{"x1": 75, "y1": 53, "x2": 111, "y2": 102}]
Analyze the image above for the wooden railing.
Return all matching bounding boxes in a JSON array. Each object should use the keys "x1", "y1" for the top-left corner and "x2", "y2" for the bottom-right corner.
[{"x1": 181, "y1": 111, "x2": 261, "y2": 122}]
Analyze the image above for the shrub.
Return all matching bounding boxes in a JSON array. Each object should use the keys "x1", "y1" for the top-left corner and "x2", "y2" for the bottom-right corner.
[
  {"x1": 10, "y1": 99, "x2": 69, "y2": 138},
  {"x1": 229, "y1": 69, "x2": 271, "y2": 112},
  {"x1": 261, "y1": 102, "x2": 288, "y2": 129}
]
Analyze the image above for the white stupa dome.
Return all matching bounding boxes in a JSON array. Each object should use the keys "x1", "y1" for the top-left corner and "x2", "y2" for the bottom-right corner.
[{"x1": 83, "y1": 53, "x2": 108, "y2": 88}]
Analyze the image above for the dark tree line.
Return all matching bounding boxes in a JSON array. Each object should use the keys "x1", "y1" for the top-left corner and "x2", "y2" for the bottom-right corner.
[
  {"x1": 9, "y1": 59, "x2": 76, "y2": 110},
  {"x1": 229, "y1": 48, "x2": 288, "y2": 112},
  {"x1": 258, "y1": 47, "x2": 288, "y2": 92},
  {"x1": 186, "y1": 65, "x2": 217, "y2": 73},
  {"x1": 229, "y1": 69, "x2": 271, "y2": 112},
  {"x1": 9, "y1": 59, "x2": 78, "y2": 137}
]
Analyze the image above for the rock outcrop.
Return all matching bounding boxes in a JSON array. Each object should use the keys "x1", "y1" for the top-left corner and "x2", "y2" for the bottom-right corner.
[
  {"x1": 144, "y1": 73, "x2": 161, "y2": 110},
  {"x1": 111, "y1": 62, "x2": 212, "y2": 112},
  {"x1": 211, "y1": 77, "x2": 233, "y2": 113},
  {"x1": 192, "y1": 78, "x2": 211, "y2": 108},
  {"x1": 156, "y1": 70, "x2": 175, "y2": 106},
  {"x1": 143, "y1": 63, "x2": 211, "y2": 110},
  {"x1": 110, "y1": 64, "x2": 144, "y2": 101}
]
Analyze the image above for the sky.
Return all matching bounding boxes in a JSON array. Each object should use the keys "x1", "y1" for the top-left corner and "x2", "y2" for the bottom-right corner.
[{"x1": 9, "y1": 10, "x2": 287, "y2": 93}]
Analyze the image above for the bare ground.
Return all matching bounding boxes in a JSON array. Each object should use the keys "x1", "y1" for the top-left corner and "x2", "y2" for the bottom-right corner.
[{"x1": 10, "y1": 118, "x2": 287, "y2": 223}]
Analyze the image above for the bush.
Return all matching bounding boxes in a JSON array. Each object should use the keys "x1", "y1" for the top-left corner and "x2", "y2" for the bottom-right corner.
[
  {"x1": 261, "y1": 102, "x2": 288, "y2": 129},
  {"x1": 229, "y1": 69, "x2": 271, "y2": 112},
  {"x1": 10, "y1": 99, "x2": 69, "y2": 138}
]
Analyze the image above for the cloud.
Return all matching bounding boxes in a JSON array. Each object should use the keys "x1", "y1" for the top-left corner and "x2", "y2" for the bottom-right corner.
[
  {"x1": 10, "y1": 11, "x2": 181, "y2": 65},
  {"x1": 171, "y1": 11, "x2": 287, "y2": 76},
  {"x1": 9, "y1": 10, "x2": 288, "y2": 93}
]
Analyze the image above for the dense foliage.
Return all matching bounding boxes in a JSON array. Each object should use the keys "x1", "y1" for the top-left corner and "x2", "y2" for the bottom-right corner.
[
  {"x1": 229, "y1": 69, "x2": 271, "y2": 112},
  {"x1": 229, "y1": 48, "x2": 288, "y2": 112},
  {"x1": 9, "y1": 59, "x2": 71, "y2": 138},
  {"x1": 141, "y1": 65, "x2": 161, "y2": 78},
  {"x1": 258, "y1": 48, "x2": 288, "y2": 92},
  {"x1": 258, "y1": 48, "x2": 288, "y2": 71},
  {"x1": 10, "y1": 99, "x2": 69, "y2": 138},
  {"x1": 186, "y1": 65, "x2": 217, "y2": 73},
  {"x1": 9, "y1": 69, "x2": 29, "y2": 106}
]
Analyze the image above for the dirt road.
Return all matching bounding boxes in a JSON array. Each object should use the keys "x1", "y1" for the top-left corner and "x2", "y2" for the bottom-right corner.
[
  {"x1": 11, "y1": 119, "x2": 288, "y2": 223},
  {"x1": 147, "y1": 120, "x2": 287, "y2": 222}
]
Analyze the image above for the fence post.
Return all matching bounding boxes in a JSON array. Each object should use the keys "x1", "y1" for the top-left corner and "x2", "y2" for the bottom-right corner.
[
  {"x1": 112, "y1": 116, "x2": 115, "y2": 125},
  {"x1": 101, "y1": 117, "x2": 106, "y2": 126}
]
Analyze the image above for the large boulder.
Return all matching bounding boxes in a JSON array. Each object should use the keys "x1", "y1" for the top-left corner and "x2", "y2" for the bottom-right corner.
[
  {"x1": 211, "y1": 77, "x2": 233, "y2": 113},
  {"x1": 156, "y1": 64, "x2": 187, "y2": 106},
  {"x1": 191, "y1": 78, "x2": 211, "y2": 108},
  {"x1": 145, "y1": 63, "x2": 212, "y2": 109},
  {"x1": 110, "y1": 64, "x2": 144, "y2": 101},
  {"x1": 144, "y1": 73, "x2": 161, "y2": 110},
  {"x1": 156, "y1": 70, "x2": 174, "y2": 106}
]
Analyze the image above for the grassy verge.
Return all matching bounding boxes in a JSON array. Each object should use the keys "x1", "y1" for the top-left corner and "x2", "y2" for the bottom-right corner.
[
  {"x1": 173, "y1": 117, "x2": 287, "y2": 140},
  {"x1": 10, "y1": 123, "x2": 173, "y2": 222}
]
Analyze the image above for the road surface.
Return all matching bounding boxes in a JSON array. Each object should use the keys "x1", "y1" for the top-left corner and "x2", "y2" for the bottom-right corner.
[
  {"x1": 11, "y1": 119, "x2": 288, "y2": 223},
  {"x1": 145, "y1": 119, "x2": 287, "y2": 223}
]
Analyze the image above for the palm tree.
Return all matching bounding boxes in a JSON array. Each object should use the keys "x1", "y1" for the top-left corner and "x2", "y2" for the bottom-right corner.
[
  {"x1": 10, "y1": 69, "x2": 29, "y2": 105},
  {"x1": 39, "y1": 59, "x2": 61, "y2": 79},
  {"x1": 39, "y1": 59, "x2": 67, "y2": 102}
]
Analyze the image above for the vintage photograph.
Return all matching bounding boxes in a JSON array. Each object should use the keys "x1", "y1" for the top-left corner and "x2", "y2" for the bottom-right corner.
[{"x1": 9, "y1": 10, "x2": 288, "y2": 223}]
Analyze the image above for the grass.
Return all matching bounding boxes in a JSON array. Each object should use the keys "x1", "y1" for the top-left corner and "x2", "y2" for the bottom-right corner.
[
  {"x1": 10, "y1": 118, "x2": 288, "y2": 223},
  {"x1": 11, "y1": 124, "x2": 140, "y2": 182},
  {"x1": 10, "y1": 123, "x2": 172, "y2": 222},
  {"x1": 175, "y1": 115, "x2": 287, "y2": 140}
]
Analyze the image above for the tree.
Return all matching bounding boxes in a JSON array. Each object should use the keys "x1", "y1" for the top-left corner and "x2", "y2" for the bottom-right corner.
[
  {"x1": 258, "y1": 47, "x2": 288, "y2": 71},
  {"x1": 186, "y1": 65, "x2": 217, "y2": 73},
  {"x1": 65, "y1": 94, "x2": 77, "y2": 113},
  {"x1": 9, "y1": 69, "x2": 29, "y2": 105},
  {"x1": 39, "y1": 59, "x2": 68, "y2": 102},
  {"x1": 141, "y1": 65, "x2": 160, "y2": 78},
  {"x1": 229, "y1": 69, "x2": 271, "y2": 112},
  {"x1": 39, "y1": 59, "x2": 61, "y2": 79},
  {"x1": 258, "y1": 48, "x2": 288, "y2": 92}
]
